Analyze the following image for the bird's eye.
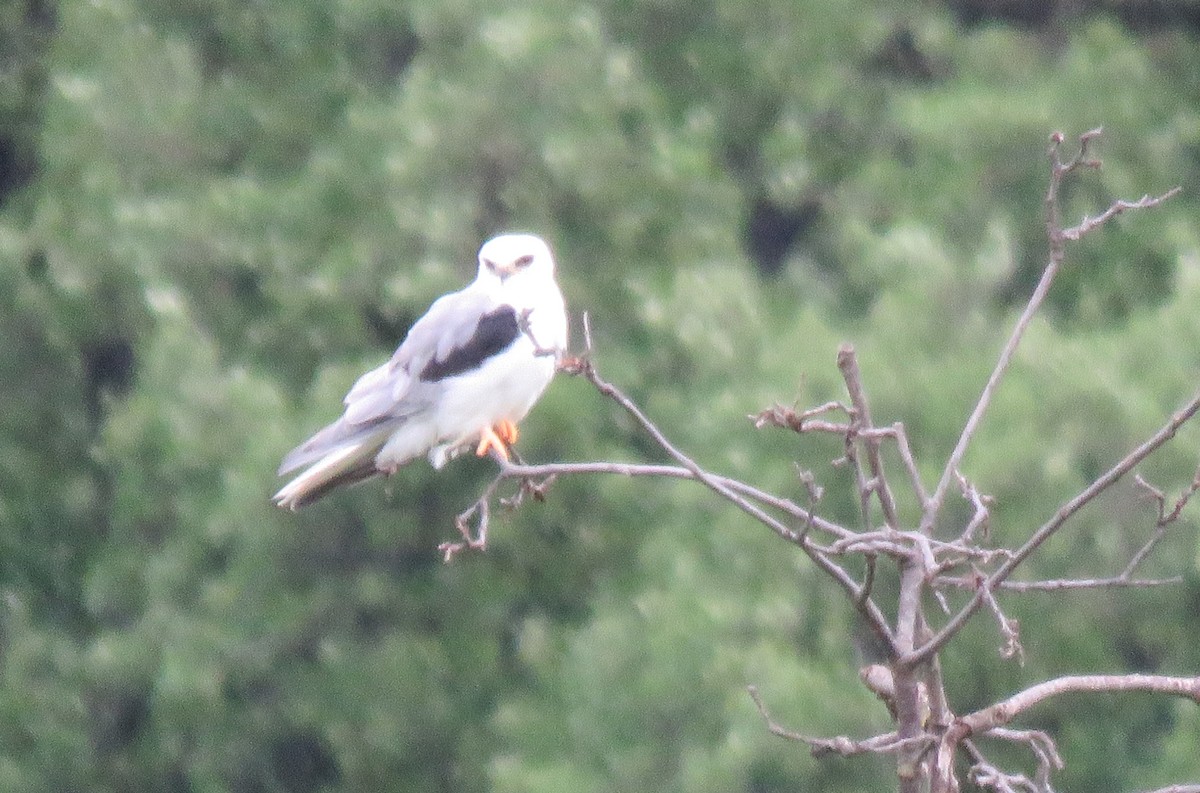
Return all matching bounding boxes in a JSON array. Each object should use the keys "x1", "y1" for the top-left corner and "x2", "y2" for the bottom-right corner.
[
  {"x1": 482, "y1": 258, "x2": 497, "y2": 272},
  {"x1": 514, "y1": 254, "x2": 534, "y2": 268}
]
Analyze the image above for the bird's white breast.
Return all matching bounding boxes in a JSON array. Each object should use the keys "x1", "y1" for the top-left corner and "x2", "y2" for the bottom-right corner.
[
  {"x1": 432, "y1": 335, "x2": 556, "y2": 435},
  {"x1": 433, "y1": 277, "x2": 567, "y2": 449}
]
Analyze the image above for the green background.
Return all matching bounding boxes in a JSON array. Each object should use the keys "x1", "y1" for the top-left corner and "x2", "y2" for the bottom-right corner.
[{"x1": 2, "y1": 0, "x2": 1200, "y2": 790}]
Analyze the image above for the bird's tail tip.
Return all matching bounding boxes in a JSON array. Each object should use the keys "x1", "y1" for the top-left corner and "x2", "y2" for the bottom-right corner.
[
  {"x1": 272, "y1": 443, "x2": 385, "y2": 510},
  {"x1": 272, "y1": 477, "x2": 314, "y2": 510},
  {"x1": 271, "y1": 488, "x2": 303, "y2": 511}
]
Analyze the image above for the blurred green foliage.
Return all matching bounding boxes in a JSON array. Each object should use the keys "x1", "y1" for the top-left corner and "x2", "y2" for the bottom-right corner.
[{"x1": 2, "y1": 0, "x2": 1200, "y2": 790}]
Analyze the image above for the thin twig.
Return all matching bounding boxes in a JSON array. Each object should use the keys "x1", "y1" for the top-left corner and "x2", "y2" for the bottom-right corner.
[
  {"x1": 964, "y1": 733, "x2": 1061, "y2": 793},
  {"x1": 955, "y1": 471, "x2": 993, "y2": 545},
  {"x1": 1124, "y1": 466, "x2": 1200, "y2": 575},
  {"x1": 934, "y1": 574, "x2": 1182, "y2": 592},
  {"x1": 885, "y1": 422, "x2": 930, "y2": 507},
  {"x1": 747, "y1": 685, "x2": 932, "y2": 758},
  {"x1": 1061, "y1": 189, "x2": 1182, "y2": 241},
  {"x1": 975, "y1": 566, "x2": 1024, "y2": 664},
  {"x1": 751, "y1": 401, "x2": 850, "y2": 433},
  {"x1": 839, "y1": 345, "x2": 903, "y2": 530},
  {"x1": 440, "y1": 474, "x2": 507, "y2": 560}
]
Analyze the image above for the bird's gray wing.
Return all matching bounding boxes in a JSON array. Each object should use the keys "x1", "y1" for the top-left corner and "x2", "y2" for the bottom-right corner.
[
  {"x1": 389, "y1": 285, "x2": 516, "y2": 379},
  {"x1": 278, "y1": 284, "x2": 516, "y2": 475}
]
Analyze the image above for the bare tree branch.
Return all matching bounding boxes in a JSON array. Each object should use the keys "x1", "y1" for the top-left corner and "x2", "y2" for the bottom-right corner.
[
  {"x1": 1061, "y1": 188, "x2": 1183, "y2": 241},
  {"x1": 964, "y1": 732, "x2": 1063, "y2": 793},
  {"x1": 439, "y1": 473, "x2": 504, "y2": 561},
  {"x1": 748, "y1": 685, "x2": 933, "y2": 759},
  {"x1": 753, "y1": 404, "x2": 924, "y2": 507},
  {"x1": 498, "y1": 459, "x2": 855, "y2": 539},
  {"x1": 838, "y1": 345, "x2": 903, "y2": 530},
  {"x1": 884, "y1": 422, "x2": 929, "y2": 506},
  {"x1": 975, "y1": 567, "x2": 1024, "y2": 663},
  {"x1": 948, "y1": 674, "x2": 1200, "y2": 790},
  {"x1": 957, "y1": 674, "x2": 1200, "y2": 736},
  {"x1": 934, "y1": 574, "x2": 1183, "y2": 592},
  {"x1": 894, "y1": 560, "x2": 931, "y2": 793},
  {"x1": 954, "y1": 471, "x2": 993, "y2": 545},
  {"x1": 919, "y1": 130, "x2": 1181, "y2": 538},
  {"x1": 920, "y1": 237, "x2": 1062, "y2": 535},
  {"x1": 931, "y1": 471, "x2": 1191, "y2": 592},
  {"x1": 906, "y1": 390, "x2": 1200, "y2": 668},
  {"x1": 751, "y1": 400, "x2": 850, "y2": 433}
]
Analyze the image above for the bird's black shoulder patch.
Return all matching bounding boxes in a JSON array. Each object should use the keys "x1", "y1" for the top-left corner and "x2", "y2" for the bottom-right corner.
[{"x1": 420, "y1": 306, "x2": 522, "y2": 382}]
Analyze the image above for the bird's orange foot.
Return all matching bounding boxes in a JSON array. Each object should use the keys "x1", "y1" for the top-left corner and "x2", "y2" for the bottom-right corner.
[
  {"x1": 495, "y1": 419, "x2": 519, "y2": 446},
  {"x1": 475, "y1": 420, "x2": 519, "y2": 461}
]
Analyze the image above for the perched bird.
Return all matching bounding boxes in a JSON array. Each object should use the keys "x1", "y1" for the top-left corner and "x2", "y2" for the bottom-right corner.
[{"x1": 273, "y1": 233, "x2": 568, "y2": 510}]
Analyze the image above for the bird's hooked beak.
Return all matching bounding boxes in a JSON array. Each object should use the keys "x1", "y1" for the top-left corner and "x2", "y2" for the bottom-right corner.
[
  {"x1": 483, "y1": 259, "x2": 513, "y2": 281},
  {"x1": 482, "y1": 253, "x2": 535, "y2": 282}
]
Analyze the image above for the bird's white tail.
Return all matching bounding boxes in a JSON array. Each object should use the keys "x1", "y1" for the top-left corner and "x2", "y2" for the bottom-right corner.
[{"x1": 273, "y1": 441, "x2": 380, "y2": 510}]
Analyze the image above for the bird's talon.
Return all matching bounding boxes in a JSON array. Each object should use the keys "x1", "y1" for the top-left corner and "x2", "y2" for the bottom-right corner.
[
  {"x1": 496, "y1": 419, "x2": 519, "y2": 445},
  {"x1": 475, "y1": 425, "x2": 511, "y2": 461}
]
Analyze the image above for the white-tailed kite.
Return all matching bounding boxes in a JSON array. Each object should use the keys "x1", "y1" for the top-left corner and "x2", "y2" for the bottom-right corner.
[{"x1": 273, "y1": 233, "x2": 568, "y2": 510}]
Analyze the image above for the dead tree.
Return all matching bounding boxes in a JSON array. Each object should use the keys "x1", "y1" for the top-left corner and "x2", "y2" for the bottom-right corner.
[{"x1": 446, "y1": 129, "x2": 1197, "y2": 792}]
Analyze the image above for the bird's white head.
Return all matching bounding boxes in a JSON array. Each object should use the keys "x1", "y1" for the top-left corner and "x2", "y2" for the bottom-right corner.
[{"x1": 477, "y1": 233, "x2": 556, "y2": 286}]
